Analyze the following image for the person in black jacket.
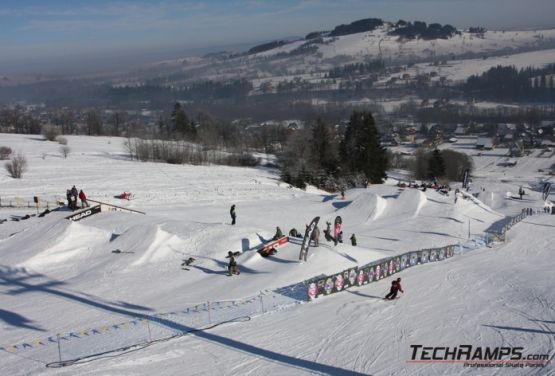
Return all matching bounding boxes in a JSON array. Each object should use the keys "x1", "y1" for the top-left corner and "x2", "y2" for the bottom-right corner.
[{"x1": 230, "y1": 204, "x2": 236, "y2": 225}]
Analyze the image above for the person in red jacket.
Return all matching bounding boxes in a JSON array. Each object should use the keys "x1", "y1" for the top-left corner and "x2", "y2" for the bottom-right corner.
[
  {"x1": 79, "y1": 190, "x2": 90, "y2": 208},
  {"x1": 385, "y1": 278, "x2": 404, "y2": 300}
]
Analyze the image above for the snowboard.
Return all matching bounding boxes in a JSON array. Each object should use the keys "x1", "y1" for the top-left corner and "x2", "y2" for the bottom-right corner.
[
  {"x1": 334, "y1": 216, "x2": 342, "y2": 244},
  {"x1": 299, "y1": 216, "x2": 320, "y2": 261}
]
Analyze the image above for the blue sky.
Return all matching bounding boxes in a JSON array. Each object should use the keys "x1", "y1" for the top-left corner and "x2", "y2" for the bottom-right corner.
[{"x1": 1, "y1": 0, "x2": 555, "y2": 74}]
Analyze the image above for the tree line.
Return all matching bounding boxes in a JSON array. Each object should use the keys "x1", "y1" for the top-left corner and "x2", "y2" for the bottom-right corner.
[
  {"x1": 464, "y1": 64, "x2": 555, "y2": 102},
  {"x1": 280, "y1": 111, "x2": 388, "y2": 191}
]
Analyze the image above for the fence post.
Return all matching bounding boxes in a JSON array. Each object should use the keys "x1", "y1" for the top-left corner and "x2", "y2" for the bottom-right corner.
[
  {"x1": 56, "y1": 333, "x2": 62, "y2": 363},
  {"x1": 259, "y1": 291, "x2": 265, "y2": 314},
  {"x1": 207, "y1": 301, "x2": 211, "y2": 325},
  {"x1": 146, "y1": 319, "x2": 152, "y2": 342}
]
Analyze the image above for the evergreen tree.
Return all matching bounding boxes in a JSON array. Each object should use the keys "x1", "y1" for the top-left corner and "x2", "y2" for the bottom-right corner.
[
  {"x1": 340, "y1": 111, "x2": 388, "y2": 184},
  {"x1": 310, "y1": 119, "x2": 338, "y2": 175},
  {"x1": 428, "y1": 149, "x2": 445, "y2": 179},
  {"x1": 171, "y1": 102, "x2": 193, "y2": 138}
]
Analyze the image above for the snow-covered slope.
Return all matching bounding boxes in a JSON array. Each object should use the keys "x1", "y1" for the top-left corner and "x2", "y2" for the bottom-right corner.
[
  {"x1": 0, "y1": 134, "x2": 552, "y2": 375},
  {"x1": 250, "y1": 25, "x2": 555, "y2": 64}
]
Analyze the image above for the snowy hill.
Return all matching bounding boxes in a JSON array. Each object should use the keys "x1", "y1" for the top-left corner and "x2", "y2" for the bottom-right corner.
[{"x1": 0, "y1": 134, "x2": 553, "y2": 375}]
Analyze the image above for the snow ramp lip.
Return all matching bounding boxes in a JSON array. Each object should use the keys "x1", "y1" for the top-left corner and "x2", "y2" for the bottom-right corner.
[
  {"x1": 335, "y1": 191, "x2": 386, "y2": 222},
  {"x1": 381, "y1": 189, "x2": 427, "y2": 219}
]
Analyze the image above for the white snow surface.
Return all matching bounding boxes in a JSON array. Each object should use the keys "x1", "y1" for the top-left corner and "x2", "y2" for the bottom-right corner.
[{"x1": 0, "y1": 134, "x2": 553, "y2": 375}]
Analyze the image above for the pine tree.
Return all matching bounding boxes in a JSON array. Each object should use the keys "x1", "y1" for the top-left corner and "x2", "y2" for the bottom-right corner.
[
  {"x1": 310, "y1": 119, "x2": 338, "y2": 175},
  {"x1": 340, "y1": 111, "x2": 388, "y2": 184},
  {"x1": 171, "y1": 102, "x2": 192, "y2": 138},
  {"x1": 428, "y1": 149, "x2": 445, "y2": 179}
]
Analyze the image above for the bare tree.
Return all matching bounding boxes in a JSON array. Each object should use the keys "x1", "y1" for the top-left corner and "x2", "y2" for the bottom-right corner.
[
  {"x1": 5, "y1": 152, "x2": 27, "y2": 178},
  {"x1": 42, "y1": 124, "x2": 62, "y2": 141},
  {"x1": 0, "y1": 146, "x2": 12, "y2": 160},
  {"x1": 60, "y1": 146, "x2": 71, "y2": 158}
]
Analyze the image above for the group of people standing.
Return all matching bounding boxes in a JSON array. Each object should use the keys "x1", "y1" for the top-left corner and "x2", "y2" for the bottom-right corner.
[{"x1": 66, "y1": 186, "x2": 89, "y2": 210}]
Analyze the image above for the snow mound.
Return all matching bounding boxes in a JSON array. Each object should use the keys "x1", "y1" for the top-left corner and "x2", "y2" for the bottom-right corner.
[
  {"x1": 383, "y1": 189, "x2": 427, "y2": 218},
  {"x1": 106, "y1": 224, "x2": 182, "y2": 267},
  {"x1": 337, "y1": 191, "x2": 386, "y2": 223},
  {"x1": 22, "y1": 221, "x2": 110, "y2": 271}
]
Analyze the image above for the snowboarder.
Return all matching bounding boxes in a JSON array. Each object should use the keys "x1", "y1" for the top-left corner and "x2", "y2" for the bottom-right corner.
[
  {"x1": 350, "y1": 233, "x2": 357, "y2": 246},
  {"x1": 79, "y1": 189, "x2": 90, "y2": 208},
  {"x1": 385, "y1": 278, "x2": 404, "y2": 300},
  {"x1": 324, "y1": 221, "x2": 333, "y2": 242},
  {"x1": 227, "y1": 251, "x2": 240, "y2": 276},
  {"x1": 311, "y1": 226, "x2": 320, "y2": 247},
  {"x1": 272, "y1": 226, "x2": 283, "y2": 240},
  {"x1": 230, "y1": 204, "x2": 236, "y2": 225},
  {"x1": 181, "y1": 257, "x2": 195, "y2": 269}
]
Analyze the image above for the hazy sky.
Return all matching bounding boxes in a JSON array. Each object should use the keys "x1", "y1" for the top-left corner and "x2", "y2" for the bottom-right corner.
[{"x1": 1, "y1": 0, "x2": 555, "y2": 74}]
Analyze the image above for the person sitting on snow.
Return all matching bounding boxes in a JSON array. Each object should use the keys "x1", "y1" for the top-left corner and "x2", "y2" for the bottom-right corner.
[{"x1": 272, "y1": 226, "x2": 283, "y2": 240}]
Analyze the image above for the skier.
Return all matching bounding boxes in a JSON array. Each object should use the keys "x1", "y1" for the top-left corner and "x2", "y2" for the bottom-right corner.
[
  {"x1": 310, "y1": 225, "x2": 320, "y2": 247},
  {"x1": 272, "y1": 226, "x2": 283, "y2": 241},
  {"x1": 350, "y1": 233, "x2": 357, "y2": 246},
  {"x1": 230, "y1": 204, "x2": 236, "y2": 225},
  {"x1": 340, "y1": 190, "x2": 346, "y2": 200},
  {"x1": 227, "y1": 251, "x2": 240, "y2": 276},
  {"x1": 79, "y1": 189, "x2": 90, "y2": 208},
  {"x1": 385, "y1": 278, "x2": 404, "y2": 300},
  {"x1": 454, "y1": 188, "x2": 459, "y2": 204}
]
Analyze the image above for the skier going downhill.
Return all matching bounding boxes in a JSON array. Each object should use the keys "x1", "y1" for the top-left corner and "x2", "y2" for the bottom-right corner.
[{"x1": 385, "y1": 278, "x2": 404, "y2": 300}]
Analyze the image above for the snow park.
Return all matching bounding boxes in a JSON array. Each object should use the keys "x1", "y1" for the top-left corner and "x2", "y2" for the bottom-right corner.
[
  {"x1": 0, "y1": 131, "x2": 553, "y2": 375},
  {"x1": 2, "y1": 1, "x2": 555, "y2": 375}
]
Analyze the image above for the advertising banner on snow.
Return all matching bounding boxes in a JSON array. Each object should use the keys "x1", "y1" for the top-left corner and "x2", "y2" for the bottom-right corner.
[{"x1": 66, "y1": 205, "x2": 101, "y2": 221}]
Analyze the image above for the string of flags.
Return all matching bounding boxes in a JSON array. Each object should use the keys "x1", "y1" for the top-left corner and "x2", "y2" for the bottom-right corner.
[{"x1": 0, "y1": 295, "x2": 269, "y2": 354}]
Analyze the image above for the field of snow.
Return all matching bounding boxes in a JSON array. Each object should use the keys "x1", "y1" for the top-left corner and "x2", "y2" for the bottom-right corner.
[{"x1": 0, "y1": 134, "x2": 553, "y2": 375}]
